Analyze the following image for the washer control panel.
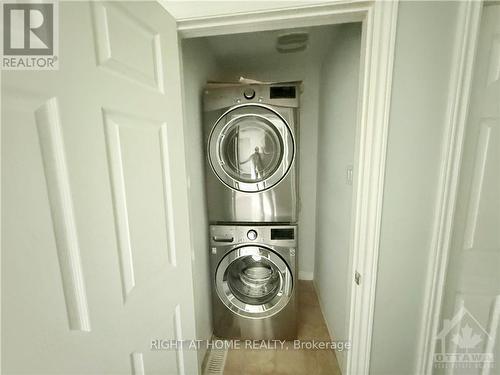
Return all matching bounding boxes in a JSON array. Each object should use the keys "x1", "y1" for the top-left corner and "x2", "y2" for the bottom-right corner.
[{"x1": 210, "y1": 225, "x2": 297, "y2": 247}]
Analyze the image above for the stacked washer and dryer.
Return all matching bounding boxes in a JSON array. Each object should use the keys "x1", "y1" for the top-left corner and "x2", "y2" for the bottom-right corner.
[{"x1": 203, "y1": 83, "x2": 300, "y2": 340}]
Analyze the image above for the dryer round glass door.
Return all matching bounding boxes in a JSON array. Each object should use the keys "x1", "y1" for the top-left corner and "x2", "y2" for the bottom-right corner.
[
  {"x1": 215, "y1": 245, "x2": 293, "y2": 319},
  {"x1": 208, "y1": 104, "x2": 295, "y2": 192}
]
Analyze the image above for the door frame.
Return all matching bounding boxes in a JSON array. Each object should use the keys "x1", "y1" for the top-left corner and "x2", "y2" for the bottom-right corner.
[
  {"x1": 172, "y1": 1, "x2": 399, "y2": 373},
  {"x1": 415, "y1": 1, "x2": 484, "y2": 373}
]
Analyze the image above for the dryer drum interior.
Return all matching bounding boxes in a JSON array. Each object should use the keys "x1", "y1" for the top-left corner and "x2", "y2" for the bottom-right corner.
[
  {"x1": 220, "y1": 115, "x2": 284, "y2": 183},
  {"x1": 208, "y1": 104, "x2": 295, "y2": 193}
]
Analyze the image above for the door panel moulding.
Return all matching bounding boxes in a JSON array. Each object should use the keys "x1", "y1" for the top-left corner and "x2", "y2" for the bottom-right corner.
[
  {"x1": 35, "y1": 97, "x2": 91, "y2": 332},
  {"x1": 174, "y1": 1, "x2": 399, "y2": 373}
]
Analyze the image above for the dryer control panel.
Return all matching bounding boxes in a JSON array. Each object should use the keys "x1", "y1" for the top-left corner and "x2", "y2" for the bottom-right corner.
[{"x1": 203, "y1": 83, "x2": 301, "y2": 111}]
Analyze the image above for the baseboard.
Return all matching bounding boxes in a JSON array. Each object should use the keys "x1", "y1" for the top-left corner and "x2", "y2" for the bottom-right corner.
[
  {"x1": 298, "y1": 271, "x2": 314, "y2": 280},
  {"x1": 313, "y1": 279, "x2": 346, "y2": 375}
]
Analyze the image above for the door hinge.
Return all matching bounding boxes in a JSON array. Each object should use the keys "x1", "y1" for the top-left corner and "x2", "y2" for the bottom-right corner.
[{"x1": 355, "y1": 271, "x2": 361, "y2": 285}]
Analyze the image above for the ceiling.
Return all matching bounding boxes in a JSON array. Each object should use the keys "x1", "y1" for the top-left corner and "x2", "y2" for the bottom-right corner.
[{"x1": 204, "y1": 24, "x2": 342, "y2": 63}]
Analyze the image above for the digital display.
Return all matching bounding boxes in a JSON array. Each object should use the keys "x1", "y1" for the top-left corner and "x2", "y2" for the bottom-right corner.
[
  {"x1": 270, "y1": 86, "x2": 296, "y2": 99},
  {"x1": 271, "y1": 228, "x2": 295, "y2": 240}
]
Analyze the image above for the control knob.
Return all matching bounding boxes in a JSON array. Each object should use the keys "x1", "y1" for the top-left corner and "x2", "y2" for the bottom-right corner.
[
  {"x1": 247, "y1": 229, "x2": 258, "y2": 241},
  {"x1": 244, "y1": 88, "x2": 255, "y2": 100}
]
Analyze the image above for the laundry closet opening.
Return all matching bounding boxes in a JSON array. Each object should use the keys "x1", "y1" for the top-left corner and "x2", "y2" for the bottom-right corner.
[{"x1": 181, "y1": 22, "x2": 363, "y2": 373}]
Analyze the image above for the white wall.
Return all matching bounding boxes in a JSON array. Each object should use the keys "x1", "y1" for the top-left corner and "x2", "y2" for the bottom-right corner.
[
  {"x1": 370, "y1": 2, "x2": 460, "y2": 374},
  {"x1": 181, "y1": 38, "x2": 217, "y2": 368},
  {"x1": 313, "y1": 23, "x2": 361, "y2": 373}
]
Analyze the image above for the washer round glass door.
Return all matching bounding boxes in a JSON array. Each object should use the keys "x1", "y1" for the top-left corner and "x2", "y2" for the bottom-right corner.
[
  {"x1": 208, "y1": 104, "x2": 295, "y2": 192},
  {"x1": 215, "y1": 246, "x2": 293, "y2": 319}
]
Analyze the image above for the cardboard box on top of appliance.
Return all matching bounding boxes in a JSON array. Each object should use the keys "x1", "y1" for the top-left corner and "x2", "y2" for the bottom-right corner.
[{"x1": 206, "y1": 76, "x2": 303, "y2": 90}]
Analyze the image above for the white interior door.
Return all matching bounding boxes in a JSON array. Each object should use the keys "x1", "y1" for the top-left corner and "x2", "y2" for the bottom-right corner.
[
  {"x1": 2, "y1": 1, "x2": 198, "y2": 374},
  {"x1": 434, "y1": 4, "x2": 500, "y2": 374}
]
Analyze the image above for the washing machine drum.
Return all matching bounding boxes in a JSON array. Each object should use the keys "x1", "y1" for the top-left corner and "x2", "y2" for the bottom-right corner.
[
  {"x1": 215, "y1": 246, "x2": 293, "y2": 319},
  {"x1": 208, "y1": 104, "x2": 295, "y2": 192}
]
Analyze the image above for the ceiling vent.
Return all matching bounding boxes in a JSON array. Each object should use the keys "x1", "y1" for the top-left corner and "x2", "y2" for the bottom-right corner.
[{"x1": 276, "y1": 31, "x2": 309, "y2": 53}]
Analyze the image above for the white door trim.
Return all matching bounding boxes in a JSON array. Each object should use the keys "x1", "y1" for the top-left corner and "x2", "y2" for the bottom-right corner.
[
  {"x1": 173, "y1": 2, "x2": 399, "y2": 373},
  {"x1": 175, "y1": 1, "x2": 371, "y2": 38},
  {"x1": 415, "y1": 1, "x2": 483, "y2": 374},
  {"x1": 345, "y1": 2, "x2": 398, "y2": 373}
]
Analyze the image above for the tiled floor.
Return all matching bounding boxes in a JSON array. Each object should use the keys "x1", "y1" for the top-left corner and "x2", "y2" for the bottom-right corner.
[{"x1": 222, "y1": 281, "x2": 342, "y2": 375}]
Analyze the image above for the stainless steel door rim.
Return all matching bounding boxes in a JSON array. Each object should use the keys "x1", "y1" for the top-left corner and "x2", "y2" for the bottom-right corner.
[
  {"x1": 215, "y1": 245, "x2": 293, "y2": 319},
  {"x1": 208, "y1": 103, "x2": 295, "y2": 193}
]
